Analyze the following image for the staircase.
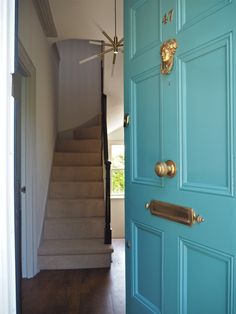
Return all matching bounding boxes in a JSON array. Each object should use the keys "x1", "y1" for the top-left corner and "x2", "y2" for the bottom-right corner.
[{"x1": 38, "y1": 118, "x2": 113, "y2": 270}]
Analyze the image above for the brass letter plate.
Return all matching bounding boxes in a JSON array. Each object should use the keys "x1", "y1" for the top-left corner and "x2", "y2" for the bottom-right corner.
[{"x1": 145, "y1": 200, "x2": 204, "y2": 226}]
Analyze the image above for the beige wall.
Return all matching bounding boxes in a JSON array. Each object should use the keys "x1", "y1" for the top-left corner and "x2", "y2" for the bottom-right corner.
[
  {"x1": 57, "y1": 40, "x2": 101, "y2": 131},
  {"x1": 19, "y1": 0, "x2": 58, "y2": 274}
]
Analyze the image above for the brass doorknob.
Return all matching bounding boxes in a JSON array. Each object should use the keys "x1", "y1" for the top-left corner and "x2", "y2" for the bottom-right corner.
[{"x1": 155, "y1": 160, "x2": 176, "y2": 178}]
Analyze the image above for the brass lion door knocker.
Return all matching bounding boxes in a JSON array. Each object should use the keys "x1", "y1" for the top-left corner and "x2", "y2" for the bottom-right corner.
[{"x1": 160, "y1": 39, "x2": 178, "y2": 75}]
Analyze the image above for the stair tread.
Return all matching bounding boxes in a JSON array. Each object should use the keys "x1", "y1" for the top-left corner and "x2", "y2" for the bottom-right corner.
[
  {"x1": 52, "y1": 166, "x2": 102, "y2": 169},
  {"x1": 45, "y1": 217, "x2": 104, "y2": 223},
  {"x1": 50, "y1": 182, "x2": 104, "y2": 188},
  {"x1": 54, "y1": 152, "x2": 101, "y2": 155},
  {"x1": 54, "y1": 151, "x2": 100, "y2": 157},
  {"x1": 74, "y1": 126, "x2": 101, "y2": 139},
  {"x1": 56, "y1": 139, "x2": 101, "y2": 153},
  {"x1": 51, "y1": 180, "x2": 103, "y2": 183},
  {"x1": 81, "y1": 125, "x2": 101, "y2": 129},
  {"x1": 56, "y1": 139, "x2": 101, "y2": 145},
  {"x1": 50, "y1": 180, "x2": 103, "y2": 184},
  {"x1": 53, "y1": 153, "x2": 101, "y2": 165},
  {"x1": 75, "y1": 126, "x2": 101, "y2": 132},
  {"x1": 38, "y1": 239, "x2": 113, "y2": 256},
  {"x1": 57, "y1": 139, "x2": 100, "y2": 142},
  {"x1": 47, "y1": 198, "x2": 104, "y2": 201},
  {"x1": 47, "y1": 198, "x2": 104, "y2": 218}
]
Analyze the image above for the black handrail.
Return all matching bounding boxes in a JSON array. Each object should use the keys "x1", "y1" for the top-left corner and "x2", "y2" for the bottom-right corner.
[{"x1": 101, "y1": 60, "x2": 112, "y2": 244}]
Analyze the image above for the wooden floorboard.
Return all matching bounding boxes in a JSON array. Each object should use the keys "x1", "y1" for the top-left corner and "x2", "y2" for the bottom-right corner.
[{"x1": 22, "y1": 239, "x2": 125, "y2": 314}]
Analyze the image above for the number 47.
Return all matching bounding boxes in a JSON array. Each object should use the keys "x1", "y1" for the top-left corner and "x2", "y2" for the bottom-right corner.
[{"x1": 162, "y1": 9, "x2": 174, "y2": 24}]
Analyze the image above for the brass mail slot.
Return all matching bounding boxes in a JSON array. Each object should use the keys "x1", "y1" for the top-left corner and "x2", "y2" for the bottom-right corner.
[{"x1": 145, "y1": 200, "x2": 204, "y2": 226}]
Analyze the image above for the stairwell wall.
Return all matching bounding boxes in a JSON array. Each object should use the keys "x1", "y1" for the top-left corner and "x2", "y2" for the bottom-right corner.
[
  {"x1": 57, "y1": 40, "x2": 101, "y2": 132},
  {"x1": 19, "y1": 0, "x2": 59, "y2": 275}
]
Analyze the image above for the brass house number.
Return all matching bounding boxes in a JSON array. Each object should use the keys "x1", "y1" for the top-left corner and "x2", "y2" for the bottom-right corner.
[{"x1": 162, "y1": 9, "x2": 174, "y2": 24}]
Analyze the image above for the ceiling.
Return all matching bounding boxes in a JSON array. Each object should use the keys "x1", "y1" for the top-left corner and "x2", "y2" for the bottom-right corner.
[{"x1": 49, "y1": 0, "x2": 123, "y2": 42}]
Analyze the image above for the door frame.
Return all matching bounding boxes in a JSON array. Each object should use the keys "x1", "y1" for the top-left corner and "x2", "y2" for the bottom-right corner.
[
  {"x1": 0, "y1": 0, "x2": 17, "y2": 312},
  {"x1": 18, "y1": 41, "x2": 37, "y2": 278}
]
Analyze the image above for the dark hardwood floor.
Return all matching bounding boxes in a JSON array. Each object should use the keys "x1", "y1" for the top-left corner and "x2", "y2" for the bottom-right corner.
[{"x1": 22, "y1": 239, "x2": 125, "y2": 314}]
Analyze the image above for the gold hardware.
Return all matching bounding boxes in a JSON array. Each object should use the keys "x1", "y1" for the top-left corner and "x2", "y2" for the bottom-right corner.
[
  {"x1": 194, "y1": 215, "x2": 205, "y2": 224},
  {"x1": 145, "y1": 202, "x2": 150, "y2": 209},
  {"x1": 160, "y1": 39, "x2": 178, "y2": 75},
  {"x1": 168, "y1": 9, "x2": 174, "y2": 22},
  {"x1": 124, "y1": 113, "x2": 130, "y2": 128},
  {"x1": 126, "y1": 240, "x2": 131, "y2": 248},
  {"x1": 146, "y1": 200, "x2": 205, "y2": 226},
  {"x1": 155, "y1": 160, "x2": 176, "y2": 178},
  {"x1": 162, "y1": 9, "x2": 174, "y2": 25}
]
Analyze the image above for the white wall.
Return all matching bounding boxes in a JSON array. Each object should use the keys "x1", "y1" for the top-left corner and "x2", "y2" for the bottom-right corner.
[
  {"x1": 111, "y1": 199, "x2": 124, "y2": 238},
  {"x1": 104, "y1": 50, "x2": 124, "y2": 134},
  {"x1": 19, "y1": 0, "x2": 58, "y2": 275},
  {"x1": 57, "y1": 40, "x2": 101, "y2": 131},
  {"x1": 109, "y1": 126, "x2": 124, "y2": 142},
  {"x1": 109, "y1": 127, "x2": 125, "y2": 238}
]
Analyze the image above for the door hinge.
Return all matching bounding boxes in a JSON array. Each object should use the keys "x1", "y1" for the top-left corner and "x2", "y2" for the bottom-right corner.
[
  {"x1": 11, "y1": 72, "x2": 16, "y2": 98},
  {"x1": 124, "y1": 113, "x2": 130, "y2": 128},
  {"x1": 21, "y1": 186, "x2": 26, "y2": 194},
  {"x1": 126, "y1": 240, "x2": 131, "y2": 248}
]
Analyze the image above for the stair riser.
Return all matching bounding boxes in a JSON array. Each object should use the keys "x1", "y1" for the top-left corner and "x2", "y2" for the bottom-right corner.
[
  {"x1": 56, "y1": 140, "x2": 101, "y2": 153},
  {"x1": 74, "y1": 127, "x2": 101, "y2": 140},
  {"x1": 47, "y1": 200, "x2": 104, "y2": 218},
  {"x1": 53, "y1": 153, "x2": 101, "y2": 166},
  {"x1": 38, "y1": 254, "x2": 111, "y2": 270},
  {"x1": 49, "y1": 182, "x2": 104, "y2": 199},
  {"x1": 51, "y1": 167, "x2": 103, "y2": 181},
  {"x1": 44, "y1": 220, "x2": 104, "y2": 239}
]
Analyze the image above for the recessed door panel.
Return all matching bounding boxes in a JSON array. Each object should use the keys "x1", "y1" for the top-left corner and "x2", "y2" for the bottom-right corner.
[
  {"x1": 132, "y1": 222, "x2": 163, "y2": 313},
  {"x1": 178, "y1": 0, "x2": 231, "y2": 30},
  {"x1": 131, "y1": 68, "x2": 162, "y2": 186},
  {"x1": 180, "y1": 239, "x2": 233, "y2": 314},
  {"x1": 179, "y1": 34, "x2": 233, "y2": 195},
  {"x1": 130, "y1": 0, "x2": 161, "y2": 59}
]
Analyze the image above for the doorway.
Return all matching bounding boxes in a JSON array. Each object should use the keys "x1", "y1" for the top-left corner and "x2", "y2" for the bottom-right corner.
[{"x1": 16, "y1": 41, "x2": 37, "y2": 280}]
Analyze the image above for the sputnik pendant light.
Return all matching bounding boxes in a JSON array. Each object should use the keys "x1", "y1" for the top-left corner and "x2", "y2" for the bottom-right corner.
[{"x1": 79, "y1": 0, "x2": 124, "y2": 68}]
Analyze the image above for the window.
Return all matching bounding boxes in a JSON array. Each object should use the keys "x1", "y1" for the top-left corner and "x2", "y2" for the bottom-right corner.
[{"x1": 110, "y1": 143, "x2": 125, "y2": 197}]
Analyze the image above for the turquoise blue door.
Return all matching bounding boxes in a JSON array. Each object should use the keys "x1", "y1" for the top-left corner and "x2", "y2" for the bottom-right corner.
[{"x1": 125, "y1": 0, "x2": 236, "y2": 313}]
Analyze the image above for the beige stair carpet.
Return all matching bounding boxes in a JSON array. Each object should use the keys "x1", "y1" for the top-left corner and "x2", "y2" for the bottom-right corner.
[{"x1": 38, "y1": 118, "x2": 113, "y2": 270}]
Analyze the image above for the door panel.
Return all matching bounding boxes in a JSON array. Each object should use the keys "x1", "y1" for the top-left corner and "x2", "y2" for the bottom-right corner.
[
  {"x1": 130, "y1": 0, "x2": 161, "y2": 59},
  {"x1": 179, "y1": 33, "x2": 233, "y2": 195},
  {"x1": 132, "y1": 68, "x2": 163, "y2": 186},
  {"x1": 177, "y1": 0, "x2": 231, "y2": 31},
  {"x1": 179, "y1": 238, "x2": 233, "y2": 314},
  {"x1": 132, "y1": 222, "x2": 163, "y2": 313},
  {"x1": 125, "y1": 0, "x2": 236, "y2": 313}
]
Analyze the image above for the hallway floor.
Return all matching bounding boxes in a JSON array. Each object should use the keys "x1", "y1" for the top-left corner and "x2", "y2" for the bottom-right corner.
[{"x1": 22, "y1": 239, "x2": 125, "y2": 314}]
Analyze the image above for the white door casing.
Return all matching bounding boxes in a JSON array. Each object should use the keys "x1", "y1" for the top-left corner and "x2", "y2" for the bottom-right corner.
[
  {"x1": 0, "y1": 0, "x2": 16, "y2": 313},
  {"x1": 18, "y1": 41, "x2": 37, "y2": 278}
]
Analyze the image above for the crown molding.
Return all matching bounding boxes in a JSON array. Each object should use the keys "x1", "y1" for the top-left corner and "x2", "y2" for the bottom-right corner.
[{"x1": 33, "y1": 0, "x2": 58, "y2": 37}]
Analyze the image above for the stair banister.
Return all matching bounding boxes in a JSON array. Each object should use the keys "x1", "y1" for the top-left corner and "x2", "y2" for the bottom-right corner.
[
  {"x1": 101, "y1": 53, "x2": 112, "y2": 244},
  {"x1": 101, "y1": 93, "x2": 112, "y2": 244}
]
